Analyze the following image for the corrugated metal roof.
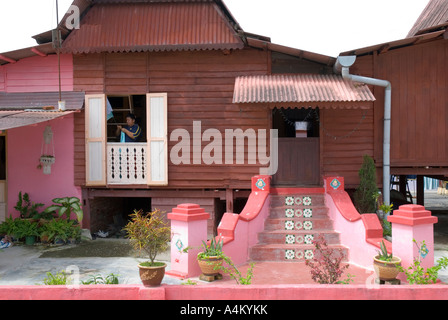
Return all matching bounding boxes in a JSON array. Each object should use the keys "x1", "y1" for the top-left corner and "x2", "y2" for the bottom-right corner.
[
  {"x1": 0, "y1": 110, "x2": 76, "y2": 131},
  {"x1": 0, "y1": 43, "x2": 56, "y2": 66},
  {"x1": 61, "y1": 2, "x2": 244, "y2": 54},
  {"x1": 408, "y1": 0, "x2": 448, "y2": 37},
  {"x1": 233, "y1": 75, "x2": 376, "y2": 105},
  {"x1": 0, "y1": 92, "x2": 85, "y2": 110}
]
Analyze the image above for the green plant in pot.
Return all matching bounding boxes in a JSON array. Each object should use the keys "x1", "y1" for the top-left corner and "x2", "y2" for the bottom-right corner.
[
  {"x1": 11, "y1": 218, "x2": 39, "y2": 245},
  {"x1": 123, "y1": 209, "x2": 171, "y2": 287},
  {"x1": 197, "y1": 237, "x2": 224, "y2": 277},
  {"x1": 373, "y1": 240, "x2": 401, "y2": 282},
  {"x1": 14, "y1": 192, "x2": 44, "y2": 220}
]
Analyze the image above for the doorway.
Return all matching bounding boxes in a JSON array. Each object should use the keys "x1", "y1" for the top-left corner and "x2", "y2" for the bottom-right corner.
[{"x1": 272, "y1": 108, "x2": 320, "y2": 186}]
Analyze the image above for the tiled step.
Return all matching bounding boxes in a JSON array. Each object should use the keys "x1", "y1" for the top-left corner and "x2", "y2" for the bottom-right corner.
[
  {"x1": 257, "y1": 229, "x2": 340, "y2": 245},
  {"x1": 264, "y1": 218, "x2": 334, "y2": 231},
  {"x1": 270, "y1": 194, "x2": 326, "y2": 207},
  {"x1": 269, "y1": 206, "x2": 329, "y2": 219},
  {"x1": 250, "y1": 243, "x2": 349, "y2": 262}
]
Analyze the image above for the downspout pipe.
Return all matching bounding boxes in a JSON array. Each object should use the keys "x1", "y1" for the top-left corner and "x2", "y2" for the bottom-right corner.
[{"x1": 334, "y1": 56, "x2": 392, "y2": 205}]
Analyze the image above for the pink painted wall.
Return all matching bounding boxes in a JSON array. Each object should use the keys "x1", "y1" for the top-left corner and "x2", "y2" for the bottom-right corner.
[
  {"x1": 7, "y1": 113, "x2": 82, "y2": 220},
  {"x1": 0, "y1": 54, "x2": 73, "y2": 93},
  {"x1": 0, "y1": 284, "x2": 448, "y2": 300}
]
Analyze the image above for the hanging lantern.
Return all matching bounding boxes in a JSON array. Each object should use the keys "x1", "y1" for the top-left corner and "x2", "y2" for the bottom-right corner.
[{"x1": 40, "y1": 126, "x2": 55, "y2": 175}]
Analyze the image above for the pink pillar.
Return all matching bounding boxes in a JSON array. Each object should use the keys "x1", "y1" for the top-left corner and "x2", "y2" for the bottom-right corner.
[
  {"x1": 166, "y1": 203, "x2": 210, "y2": 279},
  {"x1": 388, "y1": 204, "x2": 438, "y2": 271}
]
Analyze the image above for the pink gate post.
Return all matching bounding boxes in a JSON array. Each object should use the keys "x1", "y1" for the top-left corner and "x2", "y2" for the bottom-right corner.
[
  {"x1": 166, "y1": 203, "x2": 210, "y2": 279},
  {"x1": 388, "y1": 204, "x2": 438, "y2": 278}
]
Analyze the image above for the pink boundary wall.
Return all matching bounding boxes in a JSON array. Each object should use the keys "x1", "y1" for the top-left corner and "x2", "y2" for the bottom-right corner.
[
  {"x1": 324, "y1": 176, "x2": 387, "y2": 269},
  {"x1": 7, "y1": 113, "x2": 82, "y2": 222},
  {"x1": 1, "y1": 284, "x2": 448, "y2": 300}
]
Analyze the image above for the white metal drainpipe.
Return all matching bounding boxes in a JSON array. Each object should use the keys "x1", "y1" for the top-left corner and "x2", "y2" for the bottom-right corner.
[{"x1": 334, "y1": 56, "x2": 392, "y2": 205}]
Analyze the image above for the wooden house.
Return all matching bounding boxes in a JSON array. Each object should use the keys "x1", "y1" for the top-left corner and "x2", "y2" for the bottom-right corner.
[
  {"x1": 1, "y1": 0, "x2": 384, "y2": 235},
  {"x1": 339, "y1": 0, "x2": 448, "y2": 206}
]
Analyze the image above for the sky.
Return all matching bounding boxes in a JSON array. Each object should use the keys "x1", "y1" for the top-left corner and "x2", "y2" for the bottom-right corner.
[{"x1": 0, "y1": 0, "x2": 431, "y2": 57}]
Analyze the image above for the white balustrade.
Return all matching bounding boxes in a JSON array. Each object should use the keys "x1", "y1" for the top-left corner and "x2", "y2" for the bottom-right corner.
[{"x1": 107, "y1": 143, "x2": 147, "y2": 185}]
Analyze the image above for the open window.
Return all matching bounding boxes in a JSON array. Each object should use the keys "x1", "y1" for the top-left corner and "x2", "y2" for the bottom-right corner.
[{"x1": 85, "y1": 93, "x2": 168, "y2": 186}]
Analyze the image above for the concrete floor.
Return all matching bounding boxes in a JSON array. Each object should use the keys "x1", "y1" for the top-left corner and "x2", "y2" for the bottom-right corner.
[{"x1": 1, "y1": 189, "x2": 448, "y2": 286}]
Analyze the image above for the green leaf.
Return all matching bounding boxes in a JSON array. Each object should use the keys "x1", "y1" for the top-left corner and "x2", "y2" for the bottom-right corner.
[
  {"x1": 43, "y1": 205, "x2": 60, "y2": 213},
  {"x1": 58, "y1": 206, "x2": 68, "y2": 218}
]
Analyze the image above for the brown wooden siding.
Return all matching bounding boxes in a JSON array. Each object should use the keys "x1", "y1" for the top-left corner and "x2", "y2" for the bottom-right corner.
[
  {"x1": 73, "y1": 48, "x2": 269, "y2": 189},
  {"x1": 373, "y1": 39, "x2": 448, "y2": 169},
  {"x1": 321, "y1": 107, "x2": 375, "y2": 188}
]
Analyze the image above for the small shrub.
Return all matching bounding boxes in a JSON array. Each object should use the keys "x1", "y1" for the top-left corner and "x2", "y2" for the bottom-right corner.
[
  {"x1": 353, "y1": 155, "x2": 378, "y2": 213},
  {"x1": 305, "y1": 234, "x2": 353, "y2": 284},
  {"x1": 81, "y1": 273, "x2": 120, "y2": 285},
  {"x1": 397, "y1": 239, "x2": 448, "y2": 284}
]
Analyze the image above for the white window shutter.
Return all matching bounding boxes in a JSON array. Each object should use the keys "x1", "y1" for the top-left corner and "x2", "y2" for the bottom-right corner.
[
  {"x1": 85, "y1": 94, "x2": 107, "y2": 186},
  {"x1": 147, "y1": 93, "x2": 168, "y2": 185}
]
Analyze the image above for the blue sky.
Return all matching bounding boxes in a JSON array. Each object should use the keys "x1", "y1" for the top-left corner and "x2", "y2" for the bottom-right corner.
[{"x1": 0, "y1": 0, "x2": 430, "y2": 57}]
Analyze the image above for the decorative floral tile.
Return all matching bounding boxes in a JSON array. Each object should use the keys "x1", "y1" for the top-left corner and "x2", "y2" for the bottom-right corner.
[
  {"x1": 295, "y1": 209, "x2": 303, "y2": 218},
  {"x1": 294, "y1": 197, "x2": 303, "y2": 205},
  {"x1": 304, "y1": 249, "x2": 314, "y2": 260},
  {"x1": 285, "y1": 249, "x2": 295, "y2": 260},
  {"x1": 295, "y1": 250, "x2": 304, "y2": 260},
  {"x1": 285, "y1": 234, "x2": 295, "y2": 244},
  {"x1": 303, "y1": 221, "x2": 313, "y2": 230},
  {"x1": 303, "y1": 196, "x2": 312, "y2": 206},
  {"x1": 303, "y1": 208, "x2": 313, "y2": 218},
  {"x1": 304, "y1": 234, "x2": 314, "y2": 244},
  {"x1": 285, "y1": 220, "x2": 294, "y2": 230},
  {"x1": 295, "y1": 221, "x2": 303, "y2": 230},
  {"x1": 295, "y1": 235, "x2": 304, "y2": 244},
  {"x1": 285, "y1": 208, "x2": 295, "y2": 218},
  {"x1": 285, "y1": 196, "x2": 294, "y2": 206}
]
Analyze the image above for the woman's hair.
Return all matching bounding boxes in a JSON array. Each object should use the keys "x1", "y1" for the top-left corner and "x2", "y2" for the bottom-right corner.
[{"x1": 126, "y1": 113, "x2": 136, "y2": 120}]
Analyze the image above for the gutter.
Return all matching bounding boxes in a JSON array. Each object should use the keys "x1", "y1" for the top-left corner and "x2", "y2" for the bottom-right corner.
[{"x1": 334, "y1": 56, "x2": 392, "y2": 205}]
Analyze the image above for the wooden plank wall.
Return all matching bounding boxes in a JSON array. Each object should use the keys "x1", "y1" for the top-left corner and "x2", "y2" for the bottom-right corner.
[
  {"x1": 73, "y1": 48, "x2": 270, "y2": 189},
  {"x1": 373, "y1": 39, "x2": 448, "y2": 169},
  {"x1": 0, "y1": 67, "x2": 5, "y2": 92},
  {"x1": 320, "y1": 107, "x2": 375, "y2": 188}
]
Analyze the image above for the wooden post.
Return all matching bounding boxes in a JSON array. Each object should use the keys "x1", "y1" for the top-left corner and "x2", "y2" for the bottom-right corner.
[
  {"x1": 417, "y1": 175, "x2": 424, "y2": 205},
  {"x1": 226, "y1": 188, "x2": 234, "y2": 213},
  {"x1": 166, "y1": 203, "x2": 210, "y2": 279}
]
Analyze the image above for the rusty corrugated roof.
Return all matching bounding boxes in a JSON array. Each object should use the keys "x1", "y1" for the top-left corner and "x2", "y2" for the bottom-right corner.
[
  {"x1": 61, "y1": 2, "x2": 244, "y2": 54},
  {"x1": 233, "y1": 75, "x2": 376, "y2": 105},
  {"x1": 408, "y1": 0, "x2": 448, "y2": 37},
  {"x1": 0, "y1": 110, "x2": 76, "y2": 130},
  {"x1": 0, "y1": 92, "x2": 85, "y2": 110}
]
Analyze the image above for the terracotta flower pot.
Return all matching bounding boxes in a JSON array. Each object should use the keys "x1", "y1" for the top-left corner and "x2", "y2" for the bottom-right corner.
[
  {"x1": 373, "y1": 255, "x2": 402, "y2": 281},
  {"x1": 197, "y1": 256, "x2": 223, "y2": 276},
  {"x1": 138, "y1": 262, "x2": 166, "y2": 287}
]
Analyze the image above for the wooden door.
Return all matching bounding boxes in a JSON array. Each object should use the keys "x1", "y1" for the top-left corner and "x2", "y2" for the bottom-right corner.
[{"x1": 272, "y1": 138, "x2": 320, "y2": 186}]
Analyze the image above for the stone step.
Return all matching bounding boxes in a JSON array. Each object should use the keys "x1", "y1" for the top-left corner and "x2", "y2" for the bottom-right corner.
[
  {"x1": 250, "y1": 243, "x2": 349, "y2": 262},
  {"x1": 264, "y1": 218, "x2": 334, "y2": 231},
  {"x1": 269, "y1": 206, "x2": 329, "y2": 219},
  {"x1": 257, "y1": 229, "x2": 341, "y2": 245}
]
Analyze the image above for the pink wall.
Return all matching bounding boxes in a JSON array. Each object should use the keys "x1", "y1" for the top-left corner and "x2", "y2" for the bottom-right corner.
[
  {"x1": 7, "y1": 113, "x2": 82, "y2": 219},
  {"x1": 0, "y1": 284, "x2": 448, "y2": 300},
  {"x1": 0, "y1": 54, "x2": 73, "y2": 93}
]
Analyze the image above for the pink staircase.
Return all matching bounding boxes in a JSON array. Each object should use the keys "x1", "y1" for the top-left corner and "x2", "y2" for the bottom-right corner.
[{"x1": 250, "y1": 189, "x2": 349, "y2": 262}]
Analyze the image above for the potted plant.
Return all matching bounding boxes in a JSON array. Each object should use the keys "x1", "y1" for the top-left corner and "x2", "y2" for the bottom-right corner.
[
  {"x1": 197, "y1": 237, "x2": 224, "y2": 277},
  {"x1": 21, "y1": 219, "x2": 39, "y2": 245},
  {"x1": 123, "y1": 209, "x2": 171, "y2": 287},
  {"x1": 14, "y1": 192, "x2": 44, "y2": 220},
  {"x1": 43, "y1": 197, "x2": 83, "y2": 223},
  {"x1": 373, "y1": 240, "x2": 401, "y2": 282}
]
